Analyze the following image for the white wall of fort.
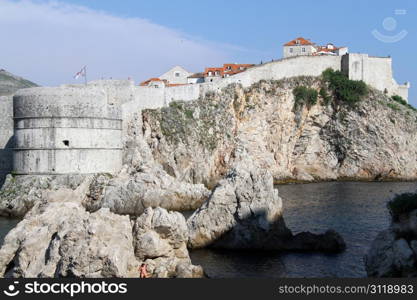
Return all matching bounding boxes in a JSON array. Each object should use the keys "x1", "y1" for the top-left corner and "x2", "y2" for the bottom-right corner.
[
  {"x1": 341, "y1": 53, "x2": 409, "y2": 100},
  {"x1": 0, "y1": 96, "x2": 13, "y2": 184}
]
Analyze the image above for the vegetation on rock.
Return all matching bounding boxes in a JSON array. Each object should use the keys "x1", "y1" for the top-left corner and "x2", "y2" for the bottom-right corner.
[
  {"x1": 292, "y1": 86, "x2": 318, "y2": 109},
  {"x1": 391, "y1": 95, "x2": 416, "y2": 112},
  {"x1": 322, "y1": 68, "x2": 368, "y2": 105}
]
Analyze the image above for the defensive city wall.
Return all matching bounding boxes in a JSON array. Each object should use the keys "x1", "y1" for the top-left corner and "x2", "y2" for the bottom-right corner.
[{"x1": 0, "y1": 53, "x2": 410, "y2": 184}]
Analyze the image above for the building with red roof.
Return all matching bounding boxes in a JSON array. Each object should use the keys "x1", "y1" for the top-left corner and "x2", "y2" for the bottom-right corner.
[
  {"x1": 283, "y1": 37, "x2": 348, "y2": 58},
  {"x1": 203, "y1": 63, "x2": 255, "y2": 82}
]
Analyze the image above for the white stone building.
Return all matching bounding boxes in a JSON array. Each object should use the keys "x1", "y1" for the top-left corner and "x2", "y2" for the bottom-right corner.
[
  {"x1": 159, "y1": 66, "x2": 192, "y2": 85},
  {"x1": 283, "y1": 37, "x2": 349, "y2": 58}
]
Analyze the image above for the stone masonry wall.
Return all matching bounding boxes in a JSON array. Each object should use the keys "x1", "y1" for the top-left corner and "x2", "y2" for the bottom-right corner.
[{"x1": 0, "y1": 96, "x2": 13, "y2": 186}]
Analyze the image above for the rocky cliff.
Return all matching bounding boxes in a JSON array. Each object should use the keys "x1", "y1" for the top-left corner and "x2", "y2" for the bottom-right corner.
[
  {"x1": 142, "y1": 76, "x2": 417, "y2": 186},
  {"x1": 0, "y1": 69, "x2": 37, "y2": 96}
]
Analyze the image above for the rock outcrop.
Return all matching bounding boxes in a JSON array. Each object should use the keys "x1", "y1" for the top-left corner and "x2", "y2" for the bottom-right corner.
[
  {"x1": 0, "y1": 174, "x2": 86, "y2": 217},
  {"x1": 365, "y1": 205, "x2": 417, "y2": 277},
  {"x1": 0, "y1": 185, "x2": 139, "y2": 278},
  {"x1": 133, "y1": 207, "x2": 203, "y2": 278},
  {"x1": 85, "y1": 166, "x2": 210, "y2": 217},
  {"x1": 142, "y1": 78, "x2": 417, "y2": 185},
  {"x1": 187, "y1": 153, "x2": 346, "y2": 252},
  {"x1": 0, "y1": 165, "x2": 209, "y2": 218},
  {"x1": 0, "y1": 184, "x2": 202, "y2": 278}
]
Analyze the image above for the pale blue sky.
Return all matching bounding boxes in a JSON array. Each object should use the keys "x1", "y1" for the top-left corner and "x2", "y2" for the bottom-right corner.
[{"x1": 1, "y1": 0, "x2": 416, "y2": 105}]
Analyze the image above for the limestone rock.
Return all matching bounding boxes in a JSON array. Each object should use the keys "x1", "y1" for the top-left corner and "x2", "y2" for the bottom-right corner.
[
  {"x1": 393, "y1": 239, "x2": 415, "y2": 274},
  {"x1": 187, "y1": 154, "x2": 345, "y2": 252},
  {"x1": 88, "y1": 164, "x2": 210, "y2": 216},
  {"x1": 142, "y1": 79, "x2": 417, "y2": 185},
  {"x1": 133, "y1": 207, "x2": 203, "y2": 278},
  {"x1": 0, "y1": 185, "x2": 203, "y2": 278},
  {"x1": 0, "y1": 187, "x2": 139, "y2": 278},
  {"x1": 365, "y1": 229, "x2": 398, "y2": 277},
  {"x1": 0, "y1": 174, "x2": 86, "y2": 217},
  {"x1": 366, "y1": 214, "x2": 417, "y2": 278},
  {"x1": 187, "y1": 154, "x2": 291, "y2": 249}
]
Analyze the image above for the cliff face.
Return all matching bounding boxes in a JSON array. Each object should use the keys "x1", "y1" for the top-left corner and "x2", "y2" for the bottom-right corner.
[{"x1": 141, "y1": 77, "x2": 417, "y2": 185}]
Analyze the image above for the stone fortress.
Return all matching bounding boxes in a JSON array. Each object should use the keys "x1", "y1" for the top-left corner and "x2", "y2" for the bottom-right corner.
[{"x1": 0, "y1": 37, "x2": 411, "y2": 184}]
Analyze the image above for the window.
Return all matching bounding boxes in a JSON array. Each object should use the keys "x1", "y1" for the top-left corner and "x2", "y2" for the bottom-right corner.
[
  {"x1": 62, "y1": 140, "x2": 70, "y2": 147},
  {"x1": 302, "y1": 47, "x2": 306, "y2": 52},
  {"x1": 289, "y1": 48, "x2": 293, "y2": 53}
]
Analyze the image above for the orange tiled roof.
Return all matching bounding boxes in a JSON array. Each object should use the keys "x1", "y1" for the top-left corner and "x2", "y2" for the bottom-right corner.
[
  {"x1": 167, "y1": 83, "x2": 187, "y2": 87},
  {"x1": 204, "y1": 64, "x2": 254, "y2": 77},
  {"x1": 139, "y1": 77, "x2": 164, "y2": 86},
  {"x1": 284, "y1": 37, "x2": 314, "y2": 46},
  {"x1": 204, "y1": 67, "x2": 225, "y2": 76}
]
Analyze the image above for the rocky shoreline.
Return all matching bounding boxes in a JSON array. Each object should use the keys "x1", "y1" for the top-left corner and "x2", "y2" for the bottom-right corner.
[
  {"x1": 1, "y1": 76, "x2": 416, "y2": 278},
  {"x1": 0, "y1": 154, "x2": 346, "y2": 278}
]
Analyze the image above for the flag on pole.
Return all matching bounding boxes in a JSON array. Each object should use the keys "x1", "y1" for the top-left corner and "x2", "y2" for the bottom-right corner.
[{"x1": 73, "y1": 66, "x2": 86, "y2": 80}]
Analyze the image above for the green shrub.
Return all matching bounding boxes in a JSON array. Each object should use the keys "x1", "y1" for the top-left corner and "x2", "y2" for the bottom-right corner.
[
  {"x1": 293, "y1": 86, "x2": 318, "y2": 108},
  {"x1": 322, "y1": 68, "x2": 368, "y2": 105},
  {"x1": 392, "y1": 95, "x2": 407, "y2": 106},
  {"x1": 387, "y1": 103, "x2": 400, "y2": 111},
  {"x1": 169, "y1": 101, "x2": 183, "y2": 110},
  {"x1": 391, "y1": 95, "x2": 416, "y2": 112},
  {"x1": 387, "y1": 193, "x2": 417, "y2": 221},
  {"x1": 319, "y1": 87, "x2": 332, "y2": 105},
  {"x1": 184, "y1": 109, "x2": 194, "y2": 119}
]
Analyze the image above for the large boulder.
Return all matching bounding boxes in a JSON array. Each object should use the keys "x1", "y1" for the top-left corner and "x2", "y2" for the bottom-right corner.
[
  {"x1": 0, "y1": 187, "x2": 139, "y2": 278},
  {"x1": 0, "y1": 174, "x2": 86, "y2": 217},
  {"x1": 187, "y1": 155, "x2": 291, "y2": 250},
  {"x1": 133, "y1": 207, "x2": 203, "y2": 278},
  {"x1": 365, "y1": 207, "x2": 417, "y2": 277},
  {"x1": 364, "y1": 229, "x2": 398, "y2": 277},
  {"x1": 0, "y1": 184, "x2": 203, "y2": 278},
  {"x1": 287, "y1": 230, "x2": 346, "y2": 253},
  {"x1": 187, "y1": 154, "x2": 345, "y2": 252},
  {"x1": 84, "y1": 164, "x2": 210, "y2": 216}
]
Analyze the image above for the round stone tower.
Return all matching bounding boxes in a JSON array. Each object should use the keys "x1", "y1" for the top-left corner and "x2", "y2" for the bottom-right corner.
[{"x1": 13, "y1": 86, "x2": 122, "y2": 175}]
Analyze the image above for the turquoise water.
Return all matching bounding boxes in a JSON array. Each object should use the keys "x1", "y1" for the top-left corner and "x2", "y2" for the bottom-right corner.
[{"x1": 189, "y1": 182, "x2": 417, "y2": 278}]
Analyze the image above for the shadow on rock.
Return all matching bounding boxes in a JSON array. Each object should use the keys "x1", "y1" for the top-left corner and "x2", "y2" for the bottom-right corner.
[{"x1": 187, "y1": 152, "x2": 346, "y2": 253}]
